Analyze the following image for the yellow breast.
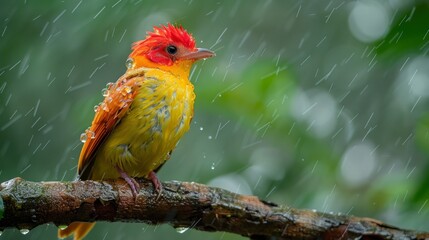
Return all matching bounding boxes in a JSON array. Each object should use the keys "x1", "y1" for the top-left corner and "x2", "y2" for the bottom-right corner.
[{"x1": 91, "y1": 68, "x2": 195, "y2": 179}]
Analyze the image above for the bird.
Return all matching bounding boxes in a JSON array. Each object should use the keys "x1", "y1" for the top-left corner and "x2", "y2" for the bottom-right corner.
[{"x1": 58, "y1": 23, "x2": 215, "y2": 240}]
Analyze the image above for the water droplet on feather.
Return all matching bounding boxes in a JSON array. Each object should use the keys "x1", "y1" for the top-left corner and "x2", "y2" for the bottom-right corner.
[
  {"x1": 80, "y1": 133, "x2": 87, "y2": 143},
  {"x1": 125, "y1": 58, "x2": 134, "y2": 69}
]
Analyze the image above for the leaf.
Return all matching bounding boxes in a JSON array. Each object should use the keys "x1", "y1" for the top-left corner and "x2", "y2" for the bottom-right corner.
[{"x1": 375, "y1": 3, "x2": 429, "y2": 58}]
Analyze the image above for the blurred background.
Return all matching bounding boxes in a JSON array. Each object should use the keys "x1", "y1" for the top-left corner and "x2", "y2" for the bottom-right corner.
[{"x1": 1, "y1": 0, "x2": 429, "y2": 239}]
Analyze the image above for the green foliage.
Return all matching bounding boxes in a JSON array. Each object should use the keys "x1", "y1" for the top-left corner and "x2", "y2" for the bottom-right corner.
[
  {"x1": 376, "y1": 2, "x2": 429, "y2": 58},
  {"x1": 199, "y1": 60, "x2": 296, "y2": 125},
  {"x1": 415, "y1": 114, "x2": 429, "y2": 156}
]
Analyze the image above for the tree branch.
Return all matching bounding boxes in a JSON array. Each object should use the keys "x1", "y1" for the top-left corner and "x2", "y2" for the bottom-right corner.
[{"x1": 0, "y1": 177, "x2": 427, "y2": 239}]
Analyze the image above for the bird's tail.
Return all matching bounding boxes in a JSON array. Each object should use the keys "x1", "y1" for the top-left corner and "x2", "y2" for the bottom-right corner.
[{"x1": 58, "y1": 222, "x2": 95, "y2": 240}]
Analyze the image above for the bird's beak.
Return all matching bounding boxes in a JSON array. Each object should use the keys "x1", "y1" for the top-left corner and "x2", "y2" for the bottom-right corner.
[{"x1": 180, "y1": 48, "x2": 216, "y2": 61}]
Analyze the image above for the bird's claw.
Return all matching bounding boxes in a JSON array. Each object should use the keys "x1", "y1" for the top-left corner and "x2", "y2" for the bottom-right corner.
[
  {"x1": 116, "y1": 166, "x2": 140, "y2": 199},
  {"x1": 148, "y1": 171, "x2": 162, "y2": 200}
]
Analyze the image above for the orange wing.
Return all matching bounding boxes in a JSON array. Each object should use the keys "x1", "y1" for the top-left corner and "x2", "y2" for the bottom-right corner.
[{"x1": 78, "y1": 68, "x2": 146, "y2": 179}]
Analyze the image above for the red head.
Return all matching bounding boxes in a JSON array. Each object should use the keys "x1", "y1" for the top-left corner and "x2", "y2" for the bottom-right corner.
[{"x1": 129, "y1": 24, "x2": 215, "y2": 71}]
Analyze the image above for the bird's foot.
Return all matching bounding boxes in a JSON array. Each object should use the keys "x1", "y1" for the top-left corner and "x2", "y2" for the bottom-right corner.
[
  {"x1": 148, "y1": 171, "x2": 162, "y2": 200},
  {"x1": 116, "y1": 166, "x2": 139, "y2": 199}
]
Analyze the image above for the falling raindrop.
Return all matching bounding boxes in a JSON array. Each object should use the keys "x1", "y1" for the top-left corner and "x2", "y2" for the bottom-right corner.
[
  {"x1": 20, "y1": 229, "x2": 30, "y2": 235},
  {"x1": 80, "y1": 133, "x2": 87, "y2": 143},
  {"x1": 125, "y1": 58, "x2": 134, "y2": 69},
  {"x1": 200, "y1": 127, "x2": 204, "y2": 131},
  {"x1": 208, "y1": 135, "x2": 212, "y2": 140},
  {"x1": 175, "y1": 227, "x2": 189, "y2": 234},
  {"x1": 211, "y1": 162, "x2": 215, "y2": 170},
  {"x1": 0, "y1": 231, "x2": 2, "y2": 236}
]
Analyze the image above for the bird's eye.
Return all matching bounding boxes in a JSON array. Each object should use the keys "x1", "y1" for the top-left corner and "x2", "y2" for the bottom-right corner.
[{"x1": 166, "y1": 45, "x2": 178, "y2": 55}]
